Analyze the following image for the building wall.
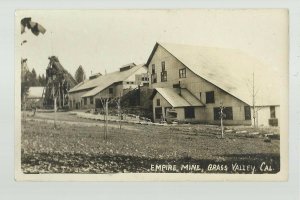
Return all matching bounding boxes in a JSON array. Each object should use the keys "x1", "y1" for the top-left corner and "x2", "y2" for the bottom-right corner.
[
  {"x1": 149, "y1": 45, "x2": 251, "y2": 125},
  {"x1": 152, "y1": 92, "x2": 171, "y2": 122},
  {"x1": 135, "y1": 73, "x2": 150, "y2": 86},
  {"x1": 253, "y1": 105, "x2": 280, "y2": 127},
  {"x1": 126, "y1": 66, "x2": 148, "y2": 81},
  {"x1": 68, "y1": 66, "x2": 148, "y2": 110},
  {"x1": 152, "y1": 92, "x2": 206, "y2": 123},
  {"x1": 69, "y1": 89, "x2": 93, "y2": 109}
]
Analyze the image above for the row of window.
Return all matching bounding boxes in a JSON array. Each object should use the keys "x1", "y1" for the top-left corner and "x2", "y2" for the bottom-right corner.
[
  {"x1": 154, "y1": 105, "x2": 252, "y2": 120},
  {"x1": 82, "y1": 88, "x2": 114, "y2": 105},
  {"x1": 156, "y1": 92, "x2": 275, "y2": 120},
  {"x1": 83, "y1": 97, "x2": 94, "y2": 105},
  {"x1": 141, "y1": 77, "x2": 149, "y2": 81},
  {"x1": 125, "y1": 81, "x2": 135, "y2": 84},
  {"x1": 151, "y1": 62, "x2": 187, "y2": 83}
]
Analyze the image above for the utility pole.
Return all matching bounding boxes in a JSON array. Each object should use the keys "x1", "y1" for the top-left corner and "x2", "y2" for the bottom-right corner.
[
  {"x1": 252, "y1": 72, "x2": 256, "y2": 128},
  {"x1": 53, "y1": 82, "x2": 57, "y2": 128},
  {"x1": 62, "y1": 80, "x2": 65, "y2": 107},
  {"x1": 58, "y1": 82, "x2": 61, "y2": 108},
  {"x1": 105, "y1": 100, "x2": 108, "y2": 140},
  {"x1": 54, "y1": 96, "x2": 57, "y2": 128},
  {"x1": 220, "y1": 102, "x2": 224, "y2": 138},
  {"x1": 117, "y1": 97, "x2": 122, "y2": 131},
  {"x1": 24, "y1": 95, "x2": 27, "y2": 125}
]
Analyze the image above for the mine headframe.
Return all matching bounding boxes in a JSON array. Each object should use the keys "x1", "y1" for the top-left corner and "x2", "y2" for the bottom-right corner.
[{"x1": 43, "y1": 56, "x2": 77, "y2": 109}]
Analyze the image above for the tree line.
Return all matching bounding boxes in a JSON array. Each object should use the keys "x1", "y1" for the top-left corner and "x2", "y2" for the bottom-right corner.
[
  {"x1": 21, "y1": 63, "x2": 87, "y2": 102},
  {"x1": 23, "y1": 68, "x2": 47, "y2": 86},
  {"x1": 21, "y1": 65, "x2": 47, "y2": 101}
]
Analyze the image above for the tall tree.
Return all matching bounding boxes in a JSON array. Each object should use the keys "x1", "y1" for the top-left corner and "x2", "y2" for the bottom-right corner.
[
  {"x1": 21, "y1": 59, "x2": 31, "y2": 102},
  {"x1": 30, "y1": 68, "x2": 39, "y2": 86},
  {"x1": 38, "y1": 74, "x2": 47, "y2": 86},
  {"x1": 41, "y1": 74, "x2": 46, "y2": 85},
  {"x1": 74, "y1": 65, "x2": 86, "y2": 83}
]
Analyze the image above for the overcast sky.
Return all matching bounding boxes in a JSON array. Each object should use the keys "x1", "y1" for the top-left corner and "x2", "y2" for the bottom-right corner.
[{"x1": 16, "y1": 9, "x2": 288, "y2": 77}]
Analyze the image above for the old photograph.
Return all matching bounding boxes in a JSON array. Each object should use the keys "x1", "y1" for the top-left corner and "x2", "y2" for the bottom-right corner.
[{"x1": 15, "y1": 9, "x2": 288, "y2": 181}]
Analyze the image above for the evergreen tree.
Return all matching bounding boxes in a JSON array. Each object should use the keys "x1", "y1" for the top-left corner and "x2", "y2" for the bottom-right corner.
[
  {"x1": 74, "y1": 65, "x2": 86, "y2": 83},
  {"x1": 21, "y1": 59, "x2": 31, "y2": 102},
  {"x1": 38, "y1": 74, "x2": 42, "y2": 86},
  {"x1": 41, "y1": 74, "x2": 46, "y2": 85},
  {"x1": 37, "y1": 74, "x2": 47, "y2": 86},
  {"x1": 30, "y1": 68, "x2": 38, "y2": 86}
]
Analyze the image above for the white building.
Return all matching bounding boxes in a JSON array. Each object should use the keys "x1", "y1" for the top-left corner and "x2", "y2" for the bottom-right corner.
[
  {"x1": 68, "y1": 63, "x2": 148, "y2": 109},
  {"x1": 147, "y1": 42, "x2": 280, "y2": 127}
]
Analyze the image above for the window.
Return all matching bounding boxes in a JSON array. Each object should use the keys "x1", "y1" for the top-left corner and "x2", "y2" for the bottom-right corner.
[
  {"x1": 214, "y1": 107, "x2": 233, "y2": 120},
  {"x1": 270, "y1": 106, "x2": 276, "y2": 118},
  {"x1": 167, "y1": 110, "x2": 177, "y2": 118},
  {"x1": 151, "y1": 73, "x2": 157, "y2": 83},
  {"x1": 206, "y1": 91, "x2": 215, "y2": 104},
  {"x1": 84, "y1": 98, "x2": 87, "y2": 105},
  {"x1": 155, "y1": 107, "x2": 162, "y2": 119},
  {"x1": 152, "y1": 64, "x2": 155, "y2": 74},
  {"x1": 161, "y1": 61, "x2": 165, "y2": 71},
  {"x1": 156, "y1": 99, "x2": 160, "y2": 106},
  {"x1": 199, "y1": 92, "x2": 202, "y2": 99},
  {"x1": 90, "y1": 97, "x2": 94, "y2": 104},
  {"x1": 95, "y1": 98, "x2": 102, "y2": 108},
  {"x1": 161, "y1": 71, "x2": 167, "y2": 82},
  {"x1": 179, "y1": 68, "x2": 186, "y2": 78},
  {"x1": 244, "y1": 106, "x2": 251, "y2": 120},
  {"x1": 109, "y1": 88, "x2": 113, "y2": 94},
  {"x1": 184, "y1": 107, "x2": 195, "y2": 118}
]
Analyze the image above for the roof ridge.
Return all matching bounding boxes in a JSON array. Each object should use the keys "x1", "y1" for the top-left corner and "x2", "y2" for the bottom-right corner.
[{"x1": 147, "y1": 42, "x2": 278, "y2": 106}]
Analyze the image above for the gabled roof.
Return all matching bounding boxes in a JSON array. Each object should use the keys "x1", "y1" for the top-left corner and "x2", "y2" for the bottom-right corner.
[
  {"x1": 27, "y1": 87, "x2": 44, "y2": 99},
  {"x1": 154, "y1": 87, "x2": 204, "y2": 107},
  {"x1": 147, "y1": 42, "x2": 281, "y2": 106},
  {"x1": 69, "y1": 64, "x2": 146, "y2": 97}
]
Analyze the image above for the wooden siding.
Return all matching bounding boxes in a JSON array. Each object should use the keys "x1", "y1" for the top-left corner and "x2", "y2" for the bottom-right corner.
[{"x1": 149, "y1": 45, "x2": 252, "y2": 125}]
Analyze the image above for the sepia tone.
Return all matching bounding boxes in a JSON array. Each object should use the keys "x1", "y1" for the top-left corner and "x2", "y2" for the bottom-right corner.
[{"x1": 15, "y1": 9, "x2": 289, "y2": 181}]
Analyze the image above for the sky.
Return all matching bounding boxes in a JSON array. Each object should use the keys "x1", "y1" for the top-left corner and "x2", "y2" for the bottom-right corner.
[{"x1": 16, "y1": 9, "x2": 288, "y2": 78}]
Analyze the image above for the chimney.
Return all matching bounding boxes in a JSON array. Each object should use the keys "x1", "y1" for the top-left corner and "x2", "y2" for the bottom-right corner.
[{"x1": 172, "y1": 81, "x2": 181, "y2": 95}]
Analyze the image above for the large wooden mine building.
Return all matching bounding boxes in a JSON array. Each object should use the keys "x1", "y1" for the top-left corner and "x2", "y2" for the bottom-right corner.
[{"x1": 147, "y1": 42, "x2": 280, "y2": 127}]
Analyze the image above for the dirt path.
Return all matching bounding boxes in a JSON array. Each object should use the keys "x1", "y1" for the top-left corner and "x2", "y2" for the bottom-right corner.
[{"x1": 24, "y1": 117, "x2": 141, "y2": 132}]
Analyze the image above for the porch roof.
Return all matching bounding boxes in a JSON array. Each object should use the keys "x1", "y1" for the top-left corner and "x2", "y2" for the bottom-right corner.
[{"x1": 155, "y1": 87, "x2": 204, "y2": 108}]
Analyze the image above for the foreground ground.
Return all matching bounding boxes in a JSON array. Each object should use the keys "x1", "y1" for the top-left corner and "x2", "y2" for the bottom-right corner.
[{"x1": 21, "y1": 111, "x2": 280, "y2": 174}]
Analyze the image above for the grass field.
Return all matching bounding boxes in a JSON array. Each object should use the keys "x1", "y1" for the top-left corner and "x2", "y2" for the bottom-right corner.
[{"x1": 21, "y1": 112, "x2": 280, "y2": 174}]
